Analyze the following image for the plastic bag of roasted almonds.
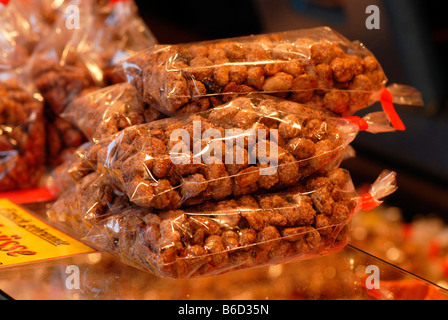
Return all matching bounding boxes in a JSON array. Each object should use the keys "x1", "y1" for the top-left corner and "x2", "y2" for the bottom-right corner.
[
  {"x1": 0, "y1": 73, "x2": 46, "y2": 191},
  {"x1": 79, "y1": 95, "x2": 397, "y2": 210},
  {"x1": 25, "y1": 0, "x2": 156, "y2": 165},
  {"x1": 119, "y1": 26, "x2": 422, "y2": 120},
  {"x1": 27, "y1": 0, "x2": 157, "y2": 116},
  {"x1": 0, "y1": 0, "x2": 50, "y2": 70},
  {"x1": 48, "y1": 168, "x2": 397, "y2": 278},
  {"x1": 63, "y1": 82, "x2": 165, "y2": 143}
]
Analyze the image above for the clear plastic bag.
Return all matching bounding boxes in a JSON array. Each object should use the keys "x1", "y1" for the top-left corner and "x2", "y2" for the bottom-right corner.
[
  {"x1": 0, "y1": 0, "x2": 49, "y2": 70},
  {"x1": 48, "y1": 167, "x2": 397, "y2": 278},
  {"x1": 0, "y1": 72, "x2": 46, "y2": 191},
  {"x1": 27, "y1": 0, "x2": 156, "y2": 116},
  {"x1": 63, "y1": 82, "x2": 165, "y2": 143},
  {"x1": 79, "y1": 94, "x2": 397, "y2": 210},
  {"x1": 119, "y1": 26, "x2": 422, "y2": 118},
  {"x1": 24, "y1": 0, "x2": 156, "y2": 165}
]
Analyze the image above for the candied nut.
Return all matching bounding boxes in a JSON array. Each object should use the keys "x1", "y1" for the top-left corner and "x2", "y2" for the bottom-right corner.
[
  {"x1": 252, "y1": 140, "x2": 283, "y2": 164},
  {"x1": 310, "y1": 42, "x2": 345, "y2": 65},
  {"x1": 311, "y1": 187, "x2": 334, "y2": 216},
  {"x1": 188, "y1": 79, "x2": 207, "y2": 97},
  {"x1": 348, "y1": 74, "x2": 373, "y2": 111},
  {"x1": 180, "y1": 173, "x2": 208, "y2": 199},
  {"x1": 330, "y1": 57, "x2": 357, "y2": 83},
  {"x1": 152, "y1": 155, "x2": 172, "y2": 179},
  {"x1": 363, "y1": 56, "x2": 379, "y2": 72},
  {"x1": 303, "y1": 118, "x2": 328, "y2": 142},
  {"x1": 236, "y1": 195, "x2": 259, "y2": 208},
  {"x1": 192, "y1": 228, "x2": 205, "y2": 245},
  {"x1": 263, "y1": 210, "x2": 287, "y2": 227},
  {"x1": 257, "y1": 163, "x2": 279, "y2": 189},
  {"x1": 264, "y1": 62, "x2": 282, "y2": 76},
  {"x1": 305, "y1": 227, "x2": 322, "y2": 249},
  {"x1": 225, "y1": 145, "x2": 249, "y2": 176},
  {"x1": 229, "y1": 64, "x2": 247, "y2": 84},
  {"x1": 315, "y1": 63, "x2": 333, "y2": 90},
  {"x1": 277, "y1": 153, "x2": 301, "y2": 186},
  {"x1": 238, "y1": 228, "x2": 257, "y2": 247},
  {"x1": 269, "y1": 240, "x2": 294, "y2": 260},
  {"x1": 159, "y1": 218, "x2": 182, "y2": 245},
  {"x1": 323, "y1": 90, "x2": 350, "y2": 115},
  {"x1": 163, "y1": 72, "x2": 190, "y2": 112},
  {"x1": 331, "y1": 202, "x2": 350, "y2": 224},
  {"x1": 282, "y1": 201, "x2": 316, "y2": 226},
  {"x1": 189, "y1": 215, "x2": 221, "y2": 236},
  {"x1": 306, "y1": 176, "x2": 333, "y2": 192},
  {"x1": 127, "y1": 176, "x2": 154, "y2": 207},
  {"x1": 281, "y1": 226, "x2": 309, "y2": 242},
  {"x1": 259, "y1": 194, "x2": 288, "y2": 210},
  {"x1": 202, "y1": 157, "x2": 233, "y2": 200},
  {"x1": 208, "y1": 104, "x2": 239, "y2": 128},
  {"x1": 290, "y1": 74, "x2": 315, "y2": 103},
  {"x1": 213, "y1": 63, "x2": 230, "y2": 87},
  {"x1": 327, "y1": 168, "x2": 350, "y2": 189},
  {"x1": 184, "y1": 244, "x2": 210, "y2": 267},
  {"x1": 262, "y1": 72, "x2": 293, "y2": 92},
  {"x1": 285, "y1": 137, "x2": 315, "y2": 159},
  {"x1": 234, "y1": 166, "x2": 260, "y2": 187},
  {"x1": 232, "y1": 109, "x2": 259, "y2": 129},
  {"x1": 241, "y1": 209, "x2": 265, "y2": 231},
  {"x1": 143, "y1": 224, "x2": 160, "y2": 250},
  {"x1": 221, "y1": 230, "x2": 239, "y2": 250},
  {"x1": 257, "y1": 225, "x2": 281, "y2": 250},
  {"x1": 224, "y1": 42, "x2": 248, "y2": 60},
  {"x1": 281, "y1": 59, "x2": 304, "y2": 77},
  {"x1": 309, "y1": 139, "x2": 337, "y2": 169},
  {"x1": 278, "y1": 114, "x2": 302, "y2": 140},
  {"x1": 247, "y1": 66, "x2": 265, "y2": 90},
  {"x1": 204, "y1": 235, "x2": 228, "y2": 266},
  {"x1": 188, "y1": 56, "x2": 214, "y2": 81},
  {"x1": 222, "y1": 82, "x2": 257, "y2": 101},
  {"x1": 214, "y1": 210, "x2": 240, "y2": 229}
]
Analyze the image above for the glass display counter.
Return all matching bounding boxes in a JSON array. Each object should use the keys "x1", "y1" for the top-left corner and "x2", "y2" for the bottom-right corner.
[
  {"x1": 1, "y1": 243, "x2": 447, "y2": 300},
  {"x1": 1, "y1": 201, "x2": 447, "y2": 300}
]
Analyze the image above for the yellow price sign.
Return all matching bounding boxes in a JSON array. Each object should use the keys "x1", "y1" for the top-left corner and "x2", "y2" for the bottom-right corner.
[{"x1": 0, "y1": 199, "x2": 95, "y2": 268}]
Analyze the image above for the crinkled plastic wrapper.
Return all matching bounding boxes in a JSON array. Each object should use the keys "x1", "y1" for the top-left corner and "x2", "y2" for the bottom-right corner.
[
  {"x1": 63, "y1": 82, "x2": 165, "y2": 143},
  {"x1": 0, "y1": 0, "x2": 50, "y2": 70},
  {"x1": 24, "y1": 0, "x2": 157, "y2": 165},
  {"x1": 80, "y1": 95, "x2": 395, "y2": 210},
  {"x1": 0, "y1": 74, "x2": 45, "y2": 191},
  {"x1": 119, "y1": 26, "x2": 393, "y2": 117},
  {"x1": 28, "y1": 0, "x2": 157, "y2": 116},
  {"x1": 48, "y1": 168, "x2": 397, "y2": 278}
]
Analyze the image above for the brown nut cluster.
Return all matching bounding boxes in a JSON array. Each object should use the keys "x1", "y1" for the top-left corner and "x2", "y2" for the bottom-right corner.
[
  {"x1": 29, "y1": 57, "x2": 95, "y2": 165},
  {"x1": 0, "y1": 79, "x2": 45, "y2": 191},
  {"x1": 65, "y1": 82, "x2": 165, "y2": 143},
  {"x1": 50, "y1": 168, "x2": 356, "y2": 278},
  {"x1": 125, "y1": 27, "x2": 386, "y2": 116},
  {"x1": 82, "y1": 96, "x2": 358, "y2": 210},
  {"x1": 31, "y1": 57, "x2": 95, "y2": 116}
]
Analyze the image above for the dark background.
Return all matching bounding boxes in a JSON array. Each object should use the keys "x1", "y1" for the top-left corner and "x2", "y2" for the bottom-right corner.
[{"x1": 134, "y1": 0, "x2": 448, "y2": 221}]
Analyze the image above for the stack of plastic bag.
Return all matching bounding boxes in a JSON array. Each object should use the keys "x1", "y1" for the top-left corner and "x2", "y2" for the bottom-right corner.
[
  {"x1": 47, "y1": 26, "x2": 424, "y2": 278},
  {"x1": 0, "y1": 1, "x2": 424, "y2": 278}
]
